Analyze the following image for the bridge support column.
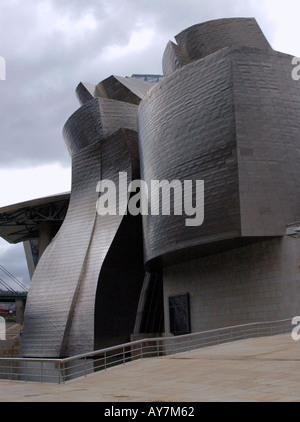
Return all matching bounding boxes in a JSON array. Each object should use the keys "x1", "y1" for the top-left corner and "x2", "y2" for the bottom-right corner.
[
  {"x1": 38, "y1": 222, "x2": 52, "y2": 259},
  {"x1": 16, "y1": 299, "x2": 26, "y2": 324}
]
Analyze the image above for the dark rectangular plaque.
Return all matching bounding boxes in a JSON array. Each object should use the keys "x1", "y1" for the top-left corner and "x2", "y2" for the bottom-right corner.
[{"x1": 169, "y1": 293, "x2": 191, "y2": 335}]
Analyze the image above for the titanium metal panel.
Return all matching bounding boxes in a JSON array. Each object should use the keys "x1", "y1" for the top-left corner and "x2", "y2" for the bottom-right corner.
[
  {"x1": 163, "y1": 18, "x2": 272, "y2": 75},
  {"x1": 139, "y1": 48, "x2": 241, "y2": 267},
  {"x1": 64, "y1": 97, "x2": 138, "y2": 155},
  {"x1": 21, "y1": 97, "x2": 141, "y2": 357},
  {"x1": 231, "y1": 47, "x2": 300, "y2": 236},
  {"x1": 75, "y1": 82, "x2": 97, "y2": 105},
  {"x1": 96, "y1": 75, "x2": 152, "y2": 105},
  {"x1": 76, "y1": 75, "x2": 152, "y2": 106},
  {"x1": 162, "y1": 41, "x2": 190, "y2": 76}
]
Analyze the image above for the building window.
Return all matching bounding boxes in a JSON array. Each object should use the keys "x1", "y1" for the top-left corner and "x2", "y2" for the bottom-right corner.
[
  {"x1": 131, "y1": 74, "x2": 164, "y2": 84},
  {"x1": 168, "y1": 293, "x2": 191, "y2": 335}
]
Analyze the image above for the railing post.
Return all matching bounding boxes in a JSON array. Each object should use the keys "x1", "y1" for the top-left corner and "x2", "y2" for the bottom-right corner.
[
  {"x1": 58, "y1": 362, "x2": 61, "y2": 384},
  {"x1": 104, "y1": 352, "x2": 107, "y2": 371},
  {"x1": 141, "y1": 342, "x2": 143, "y2": 360},
  {"x1": 62, "y1": 362, "x2": 66, "y2": 384},
  {"x1": 84, "y1": 357, "x2": 87, "y2": 377}
]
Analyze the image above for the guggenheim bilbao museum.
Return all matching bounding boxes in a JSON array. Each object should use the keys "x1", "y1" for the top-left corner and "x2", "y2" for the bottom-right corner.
[{"x1": 0, "y1": 18, "x2": 300, "y2": 358}]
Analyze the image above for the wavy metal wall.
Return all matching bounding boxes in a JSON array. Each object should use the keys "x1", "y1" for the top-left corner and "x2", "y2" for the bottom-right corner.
[
  {"x1": 138, "y1": 18, "x2": 300, "y2": 268},
  {"x1": 22, "y1": 79, "x2": 150, "y2": 357}
]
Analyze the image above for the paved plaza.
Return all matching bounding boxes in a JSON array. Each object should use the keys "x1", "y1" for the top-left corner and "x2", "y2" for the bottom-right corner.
[{"x1": 1, "y1": 333, "x2": 299, "y2": 402}]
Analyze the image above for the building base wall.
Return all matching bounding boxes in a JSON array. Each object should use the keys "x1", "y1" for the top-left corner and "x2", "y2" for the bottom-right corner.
[{"x1": 163, "y1": 236, "x2": 300, "y2": 334}]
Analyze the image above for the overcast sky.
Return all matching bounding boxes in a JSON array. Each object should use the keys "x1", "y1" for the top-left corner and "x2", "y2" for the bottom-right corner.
[{"x1": 0, "y1": 0, "x2": 300, "y2": 288}]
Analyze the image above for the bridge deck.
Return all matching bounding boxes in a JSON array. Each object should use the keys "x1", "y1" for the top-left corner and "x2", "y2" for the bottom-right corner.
[{"x1": 0, "y1": 294, "x2": 27, "y2": 302}]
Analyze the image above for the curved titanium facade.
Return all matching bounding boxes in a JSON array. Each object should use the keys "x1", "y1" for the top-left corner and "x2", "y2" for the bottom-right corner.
[
  {"x1": 75, "y1": 75, "x2": 152, "y2": 106},
  {"x1": 139, "y1": 18, "x2": 300, "y2": 268},
  {"x1": 162, "y1": 17, "x2": 272, "y2": 75},
  {"x1": 22, "y1": 77, "x2": 150, "y2": 357}
]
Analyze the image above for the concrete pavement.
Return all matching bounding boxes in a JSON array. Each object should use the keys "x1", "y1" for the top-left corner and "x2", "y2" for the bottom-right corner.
[{"x1": 0, "y1": 333, "x2": 299, "y2": 402}]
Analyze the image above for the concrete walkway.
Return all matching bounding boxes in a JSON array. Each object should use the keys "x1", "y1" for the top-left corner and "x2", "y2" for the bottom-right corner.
[{"x1": 0, "y1": 333, "x2": 299, "y2": 402}]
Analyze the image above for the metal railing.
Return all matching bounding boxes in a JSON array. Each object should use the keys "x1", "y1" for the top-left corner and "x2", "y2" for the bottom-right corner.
[
  {"x1": 0, "y1": 318, "x2": 293, "y2": 384},
  {"x1": 0, "y1": 333, "x2": 21, "y2": 340}
]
